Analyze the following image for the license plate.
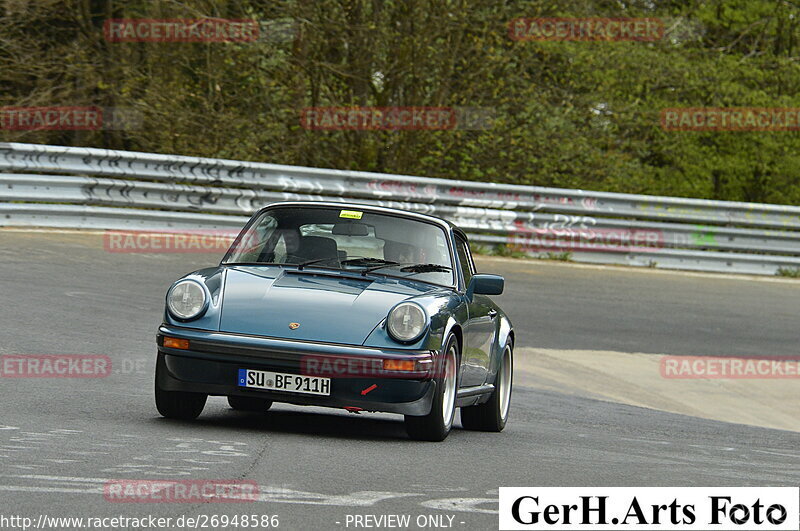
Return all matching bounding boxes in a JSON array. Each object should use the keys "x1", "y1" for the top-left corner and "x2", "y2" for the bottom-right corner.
[{"x1": 237, "y1": 369, "x2": 330, "y2": 396}]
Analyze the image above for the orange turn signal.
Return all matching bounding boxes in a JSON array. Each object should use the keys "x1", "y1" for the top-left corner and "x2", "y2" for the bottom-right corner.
[
  {"x1": 164, "y1": 337, "x2": 189, "y2": 350},
  {"x1": 383, "y1": 359, "x2": 416, "y2": 372}
]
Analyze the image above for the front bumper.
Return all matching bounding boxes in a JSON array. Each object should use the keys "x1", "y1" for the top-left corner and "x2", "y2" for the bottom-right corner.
[{"x1": 156, "y1": 325, "x2": 436, "y2": 416}]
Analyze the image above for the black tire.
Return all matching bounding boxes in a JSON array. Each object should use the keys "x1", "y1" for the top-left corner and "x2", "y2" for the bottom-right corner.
[
  {"x1": 227, "y1": 395, "x2": 273, "y2": 412},
  {"x1": 404, "y1": 333, "x2": 459, "y2": 442},
  {"x1": 154, "y1": 366, "x2": 207, "y2": 420},
  {"x1": 461, "y1": 341, "x2": 513, "y2": 432}
]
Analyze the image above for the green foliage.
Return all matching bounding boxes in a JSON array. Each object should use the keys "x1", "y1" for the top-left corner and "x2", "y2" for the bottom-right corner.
[
  {"x1": 776, "y1": 267, "x2": 800, "y2": 278},
  {"x1": 1, "y1": 0, "x2": 799, "y2": 204},
  {"x1": 489, "y1": 244, "x2": 529, "y2": 259},
  {"x1": 538, "y1": 251, "x2": 573, "y2": 262}
]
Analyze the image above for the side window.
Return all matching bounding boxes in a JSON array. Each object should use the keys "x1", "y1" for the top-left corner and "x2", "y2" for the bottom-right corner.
[
  {"x1": 455, "y1": 236, "x2": 475, "y2": 287},
  {"x1": 233, "y1": 216, "x2": 277, "y2": 262}
]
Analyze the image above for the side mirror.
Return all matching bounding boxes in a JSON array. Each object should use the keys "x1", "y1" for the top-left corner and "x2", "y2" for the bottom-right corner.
[{"x1": 467, "y1": 274, "x2": 504, "y2": 297}]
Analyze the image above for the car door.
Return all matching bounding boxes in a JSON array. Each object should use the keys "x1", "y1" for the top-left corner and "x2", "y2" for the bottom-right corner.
[{"x1": 455, "y1": 235, "x2": 496, "y2": 387}]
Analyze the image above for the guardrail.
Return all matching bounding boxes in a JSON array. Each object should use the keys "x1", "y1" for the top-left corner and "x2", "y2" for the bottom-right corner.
[{"x1": 2, "y1": 142, "x2": 800, "y2": 276}]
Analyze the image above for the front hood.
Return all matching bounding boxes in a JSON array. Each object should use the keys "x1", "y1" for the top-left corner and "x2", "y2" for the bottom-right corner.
[{"x1": 219, "y1": 266, "x2": 435, "y2": 344}]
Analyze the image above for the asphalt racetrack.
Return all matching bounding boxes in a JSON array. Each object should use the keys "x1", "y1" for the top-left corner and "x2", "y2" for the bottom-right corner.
[{"x1": 0, "y1": 230, "x2": 798, "y2": 530}]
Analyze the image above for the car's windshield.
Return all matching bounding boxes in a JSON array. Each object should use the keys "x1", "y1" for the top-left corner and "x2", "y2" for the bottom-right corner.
[{"x1": 223, "y1": 206, "x2": 454, "y2": 286}]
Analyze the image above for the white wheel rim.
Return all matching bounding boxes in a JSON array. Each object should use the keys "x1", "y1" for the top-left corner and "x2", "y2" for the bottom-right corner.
[
  {"x1": 499, "y1": 345, "x2": 512, "y2": 421},
  {"x1": 441, "y1": 343, "x2": 457, "y2": 429}
]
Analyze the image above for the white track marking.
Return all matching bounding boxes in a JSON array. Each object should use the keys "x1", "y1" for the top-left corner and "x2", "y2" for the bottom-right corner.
[{"x1": 420, "y1": 497, "x2": 497, "y2": 514}]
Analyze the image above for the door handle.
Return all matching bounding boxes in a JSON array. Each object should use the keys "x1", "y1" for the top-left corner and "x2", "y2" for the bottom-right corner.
[{"x1": 488, "y1": 309, "x2": 498, "y2": 318}]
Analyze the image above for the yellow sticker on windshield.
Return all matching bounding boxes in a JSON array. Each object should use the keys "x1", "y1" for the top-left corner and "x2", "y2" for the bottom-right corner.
[{"x1": 339, "y1": 210, "x2": 363, "y2": 220}]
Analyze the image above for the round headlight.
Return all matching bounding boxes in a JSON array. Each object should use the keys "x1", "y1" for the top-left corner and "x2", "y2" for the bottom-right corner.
[
  {"x1": 387, "y1": 302, "x2": 427, "y2": 343},
  {"x1": 167, "y1": 280, "x2": 207, "y2": 320}
]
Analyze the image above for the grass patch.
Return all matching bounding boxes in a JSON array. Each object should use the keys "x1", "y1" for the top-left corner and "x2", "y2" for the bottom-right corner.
[
  {"x1": 537, "y1": 251, "x2": 573, "y2": 262},
  {"x1": 776, "y1": 267, "x2": 800, "y2": 278},
  {"x1": 472, "y1": 243, "x2": 528, "y2": 259},
  {"x1": 471, "y1": 243, "x2": 573, "y2": 262},
  {"x1": 472, "y1": 243, "x2": 574, "y2": 262}
]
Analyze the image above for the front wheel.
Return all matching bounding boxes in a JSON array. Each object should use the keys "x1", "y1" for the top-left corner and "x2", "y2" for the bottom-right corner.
[
  {"x1": 154, "y1": 364, "x2": 207, "y2": 420},
  {"x1": 227, "y1": 395, "x2": 273, "y2": 412},
  {"x1": 404, "y1": 334, "x2": 459, "y2": 442},
  {"x1": 461, "y1": 341, "x2": 513, "y2": 432}
]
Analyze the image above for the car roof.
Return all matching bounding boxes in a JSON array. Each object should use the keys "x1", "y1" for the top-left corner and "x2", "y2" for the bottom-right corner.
[{"x1": 257, "y1": 201, "x2": 467, "y2": 238}]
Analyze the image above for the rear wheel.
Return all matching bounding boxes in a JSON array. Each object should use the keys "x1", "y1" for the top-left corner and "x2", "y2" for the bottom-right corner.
[
  {"x1": 227, "y1": 395, "x2": 273, "y2": 412},
  {"x1": 404, "y1": 334, "x2": 459, "y2": 442},
  {"x1": 461, "y1": 341, "x2": 512, "y2": 432},
  {"x1": 154, "y1": 365, "x2": 207, "y2": 420}
]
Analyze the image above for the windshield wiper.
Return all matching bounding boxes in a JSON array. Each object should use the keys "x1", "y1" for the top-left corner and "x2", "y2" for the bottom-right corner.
[
  {"x1": 341, "y1": 257, "x2": 397, "y2": 267},
  {"x1": 399, "y1": 263, "x2": 452, "y2": 273},
  {"x1": 338, "y1": 257, "x2": 453, "y2": 277},
  {"x1": 296, "y1": 257, "x2": 339, "y2": 270},
  {"x1": 339, "y1": 257, "x2": 402, "y2": 276},
  {"x1": 360, "y1": 262, "x2": 452, "y2": 277},
  {"x1": 223, "y1": 259, "x2": 339, "y2": 270}
]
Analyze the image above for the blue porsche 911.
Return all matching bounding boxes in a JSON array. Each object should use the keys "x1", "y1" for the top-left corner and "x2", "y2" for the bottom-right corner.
[{"x1": 155, "y1": 202, "x2": 514, "y2": 441}]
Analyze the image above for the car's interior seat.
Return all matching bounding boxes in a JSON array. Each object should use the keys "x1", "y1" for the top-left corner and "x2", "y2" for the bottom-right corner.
[
  {"x1": 384, "y1": 240, "x2": 415, "y2": 263},
  {"x1": 295, "y1": 236, "x2": 339, "y2": 263}
]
